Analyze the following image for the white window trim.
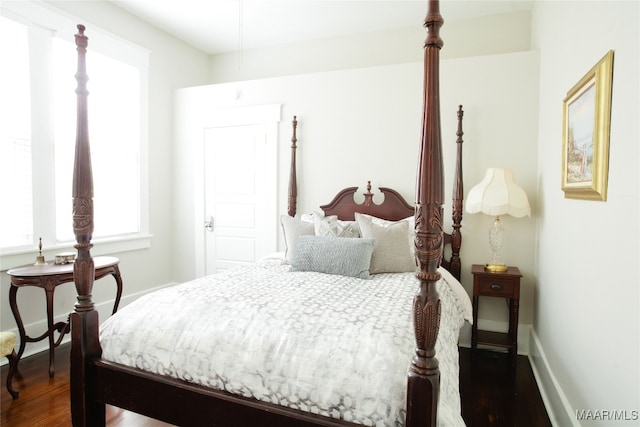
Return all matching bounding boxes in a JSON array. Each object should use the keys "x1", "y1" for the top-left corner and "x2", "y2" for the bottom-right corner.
[
  {"x1": 0, "y1": 1, "x2": 151, "y2": 271},
  {"x1": 0, "y1": 235, "x2": 153, "y2": 271}
]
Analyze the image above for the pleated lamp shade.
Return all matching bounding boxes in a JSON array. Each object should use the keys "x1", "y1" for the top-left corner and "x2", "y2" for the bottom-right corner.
[
  {"x1": 466, "y1": 168, "x2": 530, "y2": 272},
  {"x1": 466, "y1": 168, "x2": 530, "y2": 218}
]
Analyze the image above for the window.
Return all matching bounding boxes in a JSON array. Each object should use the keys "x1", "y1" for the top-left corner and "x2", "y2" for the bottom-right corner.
[
  {"x1": 52, "y1": 38, "x2": 141, "y2": 242},
  {"x1": 0, "y1": 3, "x2": 150, "y2": 267},
  {"x1": 0, "y1": 17, "x2": 32, "y2": 249}
]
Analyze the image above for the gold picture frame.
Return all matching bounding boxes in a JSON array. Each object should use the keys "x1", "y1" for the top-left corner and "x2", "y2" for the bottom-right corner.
[{"x1": 561, "y1": 50, "x2": 614, "y2": 201}]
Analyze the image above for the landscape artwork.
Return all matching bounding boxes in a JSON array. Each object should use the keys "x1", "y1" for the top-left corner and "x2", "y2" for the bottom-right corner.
[{"x1": 561, "y1": 50, "x2": 614, "y2": 201}]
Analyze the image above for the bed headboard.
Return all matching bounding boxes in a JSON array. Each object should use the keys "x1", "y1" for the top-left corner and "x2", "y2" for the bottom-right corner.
[{"x1": 320, "y1": 181, "x2": 414, "y2": 221}]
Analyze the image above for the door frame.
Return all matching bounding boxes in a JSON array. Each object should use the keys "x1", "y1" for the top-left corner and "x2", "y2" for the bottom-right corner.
[{"x1": 193, "y1": 104, "x2": 281, "y2": 277}]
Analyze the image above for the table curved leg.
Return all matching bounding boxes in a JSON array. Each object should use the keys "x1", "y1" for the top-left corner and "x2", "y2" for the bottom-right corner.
[
  {"x1": 6, "y1": 349, "x2": 19, "y2": 399},
  {"x1": 111, "y1": 266, "x2": 123, "y2": 314},
  {"x1": 8, "y1": 286, "x2": 26, "y2": 363},
  {"x1": 45, "y1": 286, "x2": 56, "y2": 377}
]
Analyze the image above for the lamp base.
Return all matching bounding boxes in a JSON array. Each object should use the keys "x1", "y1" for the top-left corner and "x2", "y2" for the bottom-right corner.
[
  {"x1": 486, "y1": 216, "x2": 507, "y2": 273},
  {"x1": 484, "y1": 263, "x2": 508, "y2": 273}
]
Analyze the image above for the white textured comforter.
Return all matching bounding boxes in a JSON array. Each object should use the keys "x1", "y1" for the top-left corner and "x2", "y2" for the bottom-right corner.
[{"x1": 100, "y1": 259, "x2": 472, "y2": 426}]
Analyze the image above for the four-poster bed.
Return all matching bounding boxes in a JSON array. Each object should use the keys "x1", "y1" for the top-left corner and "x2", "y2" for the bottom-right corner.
[{"x1": 69, "y1": 1, "x2": 466, "y2": 426}]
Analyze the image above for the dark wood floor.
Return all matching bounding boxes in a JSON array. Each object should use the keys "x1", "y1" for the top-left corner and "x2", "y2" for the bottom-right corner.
[
  {"x1": 458, "y1": 348, "x2": 551, "y2": 426},
  {"x1": 1, "y1": 344, "x2": 550, "y2": 426}
]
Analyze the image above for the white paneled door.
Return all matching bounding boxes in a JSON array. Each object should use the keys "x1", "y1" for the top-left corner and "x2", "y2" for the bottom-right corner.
[{"x1": 203, "y1": 123, "x2": 277, "y2": 274}]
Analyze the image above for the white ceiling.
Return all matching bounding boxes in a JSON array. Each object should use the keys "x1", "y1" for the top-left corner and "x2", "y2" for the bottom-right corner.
[{"x1": 110, "y1": 0, "x2": 534, "y2": 54}]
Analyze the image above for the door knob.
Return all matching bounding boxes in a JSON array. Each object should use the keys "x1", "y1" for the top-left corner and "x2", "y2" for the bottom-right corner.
[{"x1": 204, "y1": 216, "x2": 214, "y2": 232}]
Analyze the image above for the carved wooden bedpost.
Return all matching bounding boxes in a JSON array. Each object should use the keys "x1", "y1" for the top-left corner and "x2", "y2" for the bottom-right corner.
[
  {"x1": 407, "y1": 1, "x2": 444, "y2": 426},
  {"x1": 450, "y1": 105, "x2": 464, "y2": 280},
  {"x1": 288, "y1": 116, "x2": 298, "y2": 217},
  {"x1": 69, "y1": 24, "x2": 105, "y2": 426}
]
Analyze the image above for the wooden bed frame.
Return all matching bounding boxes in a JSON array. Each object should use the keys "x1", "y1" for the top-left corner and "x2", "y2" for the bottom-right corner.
[{"x1": 70, "y1": 1, "x2": 462, "y2": 425}]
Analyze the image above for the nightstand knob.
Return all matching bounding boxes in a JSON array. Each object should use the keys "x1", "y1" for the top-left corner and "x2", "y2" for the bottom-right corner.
[{"x1": 490, "y1": 283, "x2": 503, "y2": 290}]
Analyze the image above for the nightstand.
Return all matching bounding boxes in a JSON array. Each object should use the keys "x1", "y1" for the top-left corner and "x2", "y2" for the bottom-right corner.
[{"x1": 471, "y1": 264, "x2": 522, "y2": 363}]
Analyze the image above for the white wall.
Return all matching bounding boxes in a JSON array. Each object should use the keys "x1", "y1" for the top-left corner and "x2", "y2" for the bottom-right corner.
[
  {"x1": 209, "y1": 11, "x2": 531, "y2": 83},
  {"x1": 531, "y1": 1, "x2": 639, "y2": 425},
  {"x1": 0, "y1": 0, "x2": 211, "y2": 358}
]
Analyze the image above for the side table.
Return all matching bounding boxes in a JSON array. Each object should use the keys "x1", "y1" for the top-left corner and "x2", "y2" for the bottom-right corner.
[
  {"x1": 7, "y1": 256, "x2": 123, "y2": 377},
  {"x1": 471, "y1": 264, "x2": 521, "y2": 364}
]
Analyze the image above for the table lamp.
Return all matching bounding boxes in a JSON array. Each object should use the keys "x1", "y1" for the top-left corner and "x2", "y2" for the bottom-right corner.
[{"x1": 466, "y1": 168, "x2": 530, "y2": 272}]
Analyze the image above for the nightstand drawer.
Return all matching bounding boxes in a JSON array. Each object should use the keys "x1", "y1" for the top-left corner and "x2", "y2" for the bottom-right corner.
[{"x1": 477, "y1": 278, "x2": 515, "y2": 297}]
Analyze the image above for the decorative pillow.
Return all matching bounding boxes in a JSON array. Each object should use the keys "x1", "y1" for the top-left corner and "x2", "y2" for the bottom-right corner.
[
  {"x1": 289, "y1": 236, "x2": 375, "y2": 279},
  {"x1": 280, "y1": 215, "x2": 315, "y2": 263},
  {"x1": 355, "y1": 213, "x2": 416, "y2": 274},
  {"x1": 311, "y1": 211, "x2": 360, "y2": 238},
  {"x1": 363, "y1": 213, "x2": 415, "y2": 254}
]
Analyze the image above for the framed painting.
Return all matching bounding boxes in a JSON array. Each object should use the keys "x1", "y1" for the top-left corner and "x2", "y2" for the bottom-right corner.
[{"x1": 561, "y1": 50, "x2": 614, "y2": 201}]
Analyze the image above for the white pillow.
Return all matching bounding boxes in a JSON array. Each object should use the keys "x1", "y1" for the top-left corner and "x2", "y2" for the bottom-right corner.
[
  {"x1": 311, "y1": 211, "x2": 360, "y2": 238},
  {"x1": 280, "y1": 215, "x2": 314, "y2": 263},
  {"x1": 355, "y1": 213, "x2": 416, "y2": 274},
  {"x1": 357, "y1": 213, "x2": 415, "y2": 257}
]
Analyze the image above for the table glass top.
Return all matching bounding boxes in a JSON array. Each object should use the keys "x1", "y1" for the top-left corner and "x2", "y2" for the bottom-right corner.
[{"x1": 7, "y1": 256, "x2": 119, "y2": 277}]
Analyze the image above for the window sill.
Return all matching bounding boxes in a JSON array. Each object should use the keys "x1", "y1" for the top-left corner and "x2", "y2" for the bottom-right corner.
[{"x1": 0, "y1": 234, "x2": 153, "y2": 271}]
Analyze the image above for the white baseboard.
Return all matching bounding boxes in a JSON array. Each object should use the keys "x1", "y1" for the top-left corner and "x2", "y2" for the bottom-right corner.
[
  {"x1": 0, "y1": 282, "x2": 177, "y2": 367},
  {"x1": 529, "y1": 328, "x2": 578, "y2": 427}
]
